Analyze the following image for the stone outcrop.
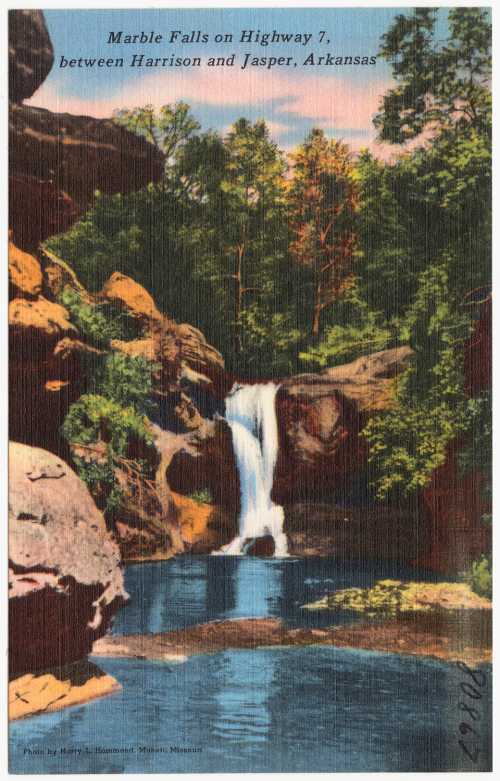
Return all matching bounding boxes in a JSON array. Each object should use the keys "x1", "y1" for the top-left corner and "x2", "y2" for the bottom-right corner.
[
  {"x1": 172, "y1": 491, "x2": 236, "y2": 553},
  {"x1": 419, "y1": 439, "x2": 491, "y2": 573},
  {"x1": 9, "y1": 661, "x2": 120, "y2": 721},
  {"x1": 9, "y1": 296, "x2": 76, "y2": 338},
  {"x1": 9, "y1": 104, "x2": 165, "y2": 249},
  {"x1": 9, "y1": 174, "x2": 80, "y2": 252},
  {"x1": 320, "y1": 345, "x2": 414, "y2": 411},
  {"x1": 9, "y1": 10, "x2": 53, "y2": 103},
  {"x1": 419, "y1": 299, "x2": 492, "y2": 573},
  {"x1": 273, "y1": 347, "x2": 413, "y2": 503},
  {"x1": 166, "y1": 418, "x2": 240, "y2": 510},
  {"x1": 7, "y1": 240, "x2": 231, "y2": 560},
  {"x1": 9, "y1": 239, "x2": 43, "y2": 298},
  {"x1": 8, "y1": 240, "x2": 228, "y2": 454},
  {"x1": 101, "y1": 272, "x2": 227, "y2": 395},
  {"x1": 8, "y1": 249, "x2": 85, "y2": 456},
  {"x1": 274, "y1": 384, "x2": 363, "y2": 503},
  {"x1": 9, "y1": 443, "x2": 128, "y2": 677},
  {"x1": 9, "y1": 10, "x2": 164, "y2": 250},
  {"x1": 100, "y1": 272, "x2": 164, "y2": 325}
]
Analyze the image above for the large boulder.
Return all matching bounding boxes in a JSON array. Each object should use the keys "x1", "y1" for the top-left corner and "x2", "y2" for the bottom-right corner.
[
  {"x1": 100, "y1": 272, "x2": 164, "y2": 325},
  {"x1": 9, "y1": 174, "x2": 80, "y2": 252},
  {"x1": 273, "y1": 347, "x2": 413, "y2": 503},
  {"x1": 320, "y1": 345, "x2": 414, "y2": 412},
  {"x1": 9, "y1": 296, "x2": 75, "y2": 338},
  {"x1": 166, "y1": 419, "x2": 240, "y2": 511},
  {"x1": 9, "y1": 443, "x2": 128, "y2": 676},
  {"x1": 9, "y1": 10, "x2": 53, "y2": 102},
  {"x1": 8, "y1": 271, "x2": 85, "y2": 456}
]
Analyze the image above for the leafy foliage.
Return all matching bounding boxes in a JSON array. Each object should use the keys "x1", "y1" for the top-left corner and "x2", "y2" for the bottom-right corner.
[
  {"x1": 61, "y1": 394, "x2": 154, "y2": 512},
  {"x1": 462, "y1": 555, "x2": 492, "y2": 600},
  {"x1": 300, "y1": 286, "x2": 398, "y2": 369},
  {"x1": 113, "y1": 102, "x2": 201, "y2": 177},
  {"x1": 374, "y1": 8, "x2": 491, "y2": 142},
  {"x1": 289, "y1": 129, "x2": 359, "y2": 338},
  {"x1": 305, "y1": 579, "x2": 486, "y2": 615},
  {"x1": 98, "y1": 353, "x2": 159, "y2": 416},
  {"x1": 188, "y1": 488, "x2": 213, "y2": 505},
  {"x1": 363, "y1": 265, "x2": 473, "y2": 498},
  {"x1": 60, "y1": 288, "x2": 121, "y2": 347},
  {"x1": 60, "y1": 297, "x2": 159, "y2": 514}
]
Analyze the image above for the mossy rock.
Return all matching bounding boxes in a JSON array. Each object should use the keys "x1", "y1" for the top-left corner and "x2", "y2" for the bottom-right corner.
[{"x1": 302, "y1": 580, "x2": 492, "y2": 615}]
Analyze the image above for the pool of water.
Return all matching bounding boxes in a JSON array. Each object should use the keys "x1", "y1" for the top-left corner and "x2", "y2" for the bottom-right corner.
[{"x1": 9, "y1": 556, "x2": 492, "y2": 773}]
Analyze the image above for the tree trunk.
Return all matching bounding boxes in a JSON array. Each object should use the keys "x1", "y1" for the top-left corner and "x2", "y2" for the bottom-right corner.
[
  {"x1": 233, "y1": 244, "x2": 244, "y2": 354},
  {"x1": 311, "y1": 278, "x2": 322, "y2": 339}
]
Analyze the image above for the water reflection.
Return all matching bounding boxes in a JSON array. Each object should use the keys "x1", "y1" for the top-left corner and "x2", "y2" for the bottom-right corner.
[
  {"x1": 211, "y1": 650, "x2": 276, "y2": 747},
  {"x1": 208, "y1": 556, "x2": 284, "y2": 619},
  {"x1": 113, "y1": 555, "x2": 438, "y2": 636}
]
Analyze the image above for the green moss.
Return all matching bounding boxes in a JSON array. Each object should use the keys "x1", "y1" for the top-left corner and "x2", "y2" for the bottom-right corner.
[
  {"x1": 187, "y1": 488, "x2": 213, "y2": 505},
  {"x1": 302, "y1": 579, "x2": 491, "y2": 616}
]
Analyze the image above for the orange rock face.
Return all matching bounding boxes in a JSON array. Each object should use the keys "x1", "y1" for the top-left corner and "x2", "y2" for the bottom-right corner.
[
  {"x1": 8, "y1": 241, "x2": 43, "y2": 298},
  {"x1": 9, "y1": 661, "x2": 121, "y2": 721},
  {"x1": 172, "y1": 491, "x2": 235, "y2": 552},
  {"x1": 101, "y1": 272, "x2": 164, "y2": 325},
  {"x1": 9, "y1": 296, "x2": 76, "y2": 338}
]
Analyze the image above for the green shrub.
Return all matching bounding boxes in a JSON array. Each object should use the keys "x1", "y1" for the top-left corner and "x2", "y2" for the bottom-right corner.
[
  {"x1": 59, "y1": 287, "x2": 143, "y2": 347},
  {"x1": 462, "y1": 555, "x2": 492, "y2": 600},
  {"x1": 61, "y1": 393, "x2": 154, "y2": 513},
  {"x1": 299, "y1": 287, "x2": 402, "y2": 370},
  {"x1": 188, "y1": 488, "x2": 213, "y2": 505},
  {"x1": 98, "y1": 352, "x2": 159, "y2": 417},
  {"x1": 363, "y1": 265, "x2": 473, "y2": 498},
  {"x1": 59, "y1": 288, "x2": 121, "y2": 347}
]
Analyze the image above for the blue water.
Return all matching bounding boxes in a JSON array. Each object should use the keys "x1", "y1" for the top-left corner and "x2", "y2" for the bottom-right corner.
[{"x1": 10, "y1": 556, "x2": 492, "y2": 773}]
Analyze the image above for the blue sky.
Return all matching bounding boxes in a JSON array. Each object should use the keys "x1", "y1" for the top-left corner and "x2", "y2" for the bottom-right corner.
[{"x1": 28, "y1": 8, "x2": 451, "y2": 156}]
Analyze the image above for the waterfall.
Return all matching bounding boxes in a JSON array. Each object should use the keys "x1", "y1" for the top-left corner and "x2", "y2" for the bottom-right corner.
[{"x1": 216, "y1": 383, "x2": 288, "y2": 557}]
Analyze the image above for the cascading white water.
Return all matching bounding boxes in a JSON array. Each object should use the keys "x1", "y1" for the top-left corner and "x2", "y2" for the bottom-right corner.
[{"x1": 216, "y1": 383, "x2": 288, "y2": 557}]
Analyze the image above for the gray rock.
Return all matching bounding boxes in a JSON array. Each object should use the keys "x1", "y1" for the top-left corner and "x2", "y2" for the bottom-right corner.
[{"x1": 9, "y1": 442, "x2": 128, "y2": 676}]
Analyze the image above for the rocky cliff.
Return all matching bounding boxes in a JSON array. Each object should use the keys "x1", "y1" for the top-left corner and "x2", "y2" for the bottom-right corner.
[{"x1": 9, "y1": 10, "x2": 164, "y2": 250}]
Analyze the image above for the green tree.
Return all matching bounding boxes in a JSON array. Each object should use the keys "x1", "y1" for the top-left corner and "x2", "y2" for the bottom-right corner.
[
  {"x1": 375, "y1": 8, "x2": 491, "y2": 143},
  {"x1": 363, "y1": 264, "x2": 473, "y2": 498},
  {"x1": 113, "y1": 102, "x2": 201, "y2": 181},
  {"x1": 179, "y1": 118, "x2": 289, "y2": 368},
  {"x1": 288, "y1": 129, "x2": 359, "y2": 339}
]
